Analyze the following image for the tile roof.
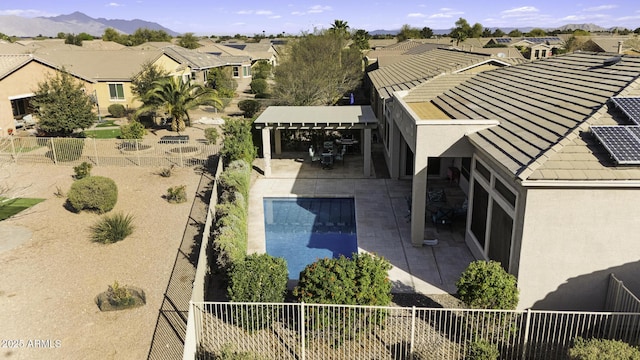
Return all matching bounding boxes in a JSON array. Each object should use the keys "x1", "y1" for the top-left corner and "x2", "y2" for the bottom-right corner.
[
  {"x1": 161, "y1": 46, "x2": 228, "y2": 69},
  {"x1": 428, "y1": 52, "x2": 640, "y2": 180},
  {"x1": 35, "y1": 49, "x2": 161, "y2": 81},
  {"x1": 368, "y1": 49, "x2": 493, "y2": 99},
  {"x1": 0, "y1": 54, "x2": 34, "y2": 79}
]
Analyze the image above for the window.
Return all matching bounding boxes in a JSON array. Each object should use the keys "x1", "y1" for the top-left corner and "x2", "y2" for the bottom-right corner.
[
  {"x1": 475, "y1": 160, "x2": 490, "y2": 181},
  {"x1": 108, "y1": 84, "x2": 125, "y2": 100},
  {"x1": 461, "y1": 157, "x2": 471, "y2": 180},
  {"x1": 470, "y1": 181, "x2": 489, "y2": 247},
  {"x1": 534, "y1": 49, "x2": 540, "y2": 59},
  {"x1": 488, "y1": 200, "x2": 513, "y2": 271},
  {"x1": 232, "y1": 66, "x2": 240, "y2": 77},
  {"x1": 495, "y1": 179, "x2": 516, "y2": 207},
  {"x1": 242, "y1": 66, "x2": 251, "y2": 77}
]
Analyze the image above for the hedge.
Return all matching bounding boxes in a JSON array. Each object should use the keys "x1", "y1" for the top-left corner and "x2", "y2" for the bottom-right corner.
[{"x1": 67, "y1": 176, "x2": 118, "y2": 213}]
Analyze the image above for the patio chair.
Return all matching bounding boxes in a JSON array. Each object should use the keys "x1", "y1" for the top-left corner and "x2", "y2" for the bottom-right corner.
[
  {"x1": 334, "y1": 146, "x2": 346, "y2": 164},
  {"x1": 321, "y1": 153, "x2": 333, "y2": 169},
  {"x1": 309, "y1": 147, "x2": 321, "y2": 164}
]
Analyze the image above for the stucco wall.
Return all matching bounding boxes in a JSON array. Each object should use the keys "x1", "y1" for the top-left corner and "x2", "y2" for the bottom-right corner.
[{"x1": 518, "y1": 187, "x2": 640, "y2": 311}]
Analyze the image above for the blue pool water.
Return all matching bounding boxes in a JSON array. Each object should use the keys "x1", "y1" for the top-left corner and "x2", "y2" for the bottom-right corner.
[{"x1": 264, "y1": 197, "x2": 358, "y2": 280}]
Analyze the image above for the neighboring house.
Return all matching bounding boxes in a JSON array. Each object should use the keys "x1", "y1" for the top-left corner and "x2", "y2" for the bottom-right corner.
[
  {"x1": 384, "y1": 52, "x2": 640, "y2": 311},
  {"x1": 485, "y1": 37, "x2": 563, "y2": 60},
  {"x1": 34, "y1": 49, "x2": 184, "y2": 116},
  {"x1": 0, "y1": 54, "x2": 93, "y2": 136},
  {"x1": 194, "y1": 43, "x2": 253, "y2": 91},
  {"x1": 365, "y1": 48, "x2": 513, "y2": 151},
  {"x1": 224, "y1": 42, "x2": 279, "y2": 66},
  {"x1": 365, "y1": 40, "x2": 445, "y2": 69}
]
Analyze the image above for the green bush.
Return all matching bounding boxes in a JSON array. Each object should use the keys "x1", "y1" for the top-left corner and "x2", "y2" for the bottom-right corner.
[
  {"x1": 569, "y1": 337, "x2": 640, "y2": 360},
  {"x1": 294, "y1": 253, "x2": 392, "y2": 346},
  {"x1": 228, "y1": 253, "x2": 288, "y2": 331},
  {"x1": 166, "y1": 185, "x2": 187, "y2": 204},
  {"x1": 120, "y1": 120, "x2": 146, "y2": 139},
  {"x1": 456, "y1": 260, "x2": 519, "y2": 309},
  {"x1": 237, "y1": 99, "x2": 262, "y2": 118},
  {"x1": 249, "y1": 79, "x2": 268, "y2": 95},
  {"x1": 467, "y1": 340, "x2": 500, "y2": 360},
  {"x1": 294, "y1": 253, "x2": 392, "y2": 306},
  {"x1": 73, "y1": 161, "x2": 93, "y2": 179},
  {"x1": 221, "y1": 118, "x2": 257, "y2": 165},
  {"x1": 219, "y1": 160, "x2": 251, "y2": 203},
  {"x1": 212, "y1": 193, "x2": 247, "y2": 272},
  {"x1": 108, "y1": 104, "x2": 126, "y2": 118},
  {"x1": 67, "y1": 176, "x2": 118, "y2": 213},
  {"x1": 90, "y1": 212, "x2": 134, "y2": 243},
  {"x1": 205, "y1": 127, "x2": 219, "y2": 145}
]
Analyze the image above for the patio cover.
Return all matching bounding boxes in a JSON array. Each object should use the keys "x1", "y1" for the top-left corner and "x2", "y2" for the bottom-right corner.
[{"x1": 254, "y1": 106, "x2": 378, "y2": 177}]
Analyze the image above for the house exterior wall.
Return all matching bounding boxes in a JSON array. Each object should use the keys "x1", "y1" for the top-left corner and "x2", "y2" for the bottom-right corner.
[
  {"x1": 0, "y1": 61, "x2": 92, "y2": 136},
  {"x1": 517, "y1": 187, "x2": 640, "y2": 311}
]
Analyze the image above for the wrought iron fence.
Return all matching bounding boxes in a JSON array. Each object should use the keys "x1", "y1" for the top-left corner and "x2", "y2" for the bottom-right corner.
[
  {"x1": 187, "y1": 302, "x2": 640, "y2": 360},
  {"x1": 606, "y1": 274, "x2": 640, "y2": 314},
  {"x1": 0, "y1": 136, "x2": 220, "y2": 167}
]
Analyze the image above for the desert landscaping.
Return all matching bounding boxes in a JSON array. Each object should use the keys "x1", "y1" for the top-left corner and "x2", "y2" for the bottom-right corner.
[{"x1": 0, "y1": 161, "x2": 203, "y2": 359}]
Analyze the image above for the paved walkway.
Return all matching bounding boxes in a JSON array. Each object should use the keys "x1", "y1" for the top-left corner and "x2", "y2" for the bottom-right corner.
[{"x1": 249, "y1": 154, "x2": 476, "y2": 295}]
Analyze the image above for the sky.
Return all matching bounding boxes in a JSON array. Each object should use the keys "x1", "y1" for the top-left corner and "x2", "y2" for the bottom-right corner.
[{"x1": 0, "y1": 1, "x2": 639, "y2": 36}]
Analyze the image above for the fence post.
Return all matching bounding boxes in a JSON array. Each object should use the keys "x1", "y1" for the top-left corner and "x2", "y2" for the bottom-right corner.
[
  {"x1": 521, "y1": 309, "x2": 532, "y2": 359},
  {"x1": 179, "y1": 142, "x2": 184, "y2": 167},
  {"x1": 93, "y1": 138, "x2": 99, "y2": 166},
  {"x1": 9, "y1": 136, "x2": 16, "y2": 163},
  {"x1": 300, "y1": 302, "x2": 305, "y2": 360},
  {"x1": 50, "y1": 138, "x2": 58, "y2": 165},
  {"x1": 410, "y1": 306, "x2": 416, "y2": 357},
  {"x1": 135, "y1": 139, "x2": 140, "y2": 166}
]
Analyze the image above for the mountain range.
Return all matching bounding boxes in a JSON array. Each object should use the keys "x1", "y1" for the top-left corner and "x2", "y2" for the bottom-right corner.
[{"x1": 0, "y1": 11, "x2": 179, "y2": 38}]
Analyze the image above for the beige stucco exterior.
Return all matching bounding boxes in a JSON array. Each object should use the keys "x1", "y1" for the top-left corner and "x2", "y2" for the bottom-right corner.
[
  {"x1": 0, "y1": 59, "x2": 93, "y2": 136},
  {"x1": 517, "y1": 186, "x2": 640, "y2": 310}
]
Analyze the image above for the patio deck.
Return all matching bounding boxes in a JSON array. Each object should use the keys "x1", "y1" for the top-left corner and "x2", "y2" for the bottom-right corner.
[{"x1": 249, "y1": 154, "x2": 476, "y2": 295}]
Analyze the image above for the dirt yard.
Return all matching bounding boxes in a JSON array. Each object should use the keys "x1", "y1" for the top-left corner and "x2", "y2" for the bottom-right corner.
[{"x1": 0, "y1": 162, "x2": 202, "y2": 359}]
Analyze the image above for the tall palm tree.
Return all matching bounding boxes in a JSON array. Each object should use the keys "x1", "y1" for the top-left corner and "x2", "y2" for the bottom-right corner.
[
  {"x1": 137, "y1": 76, "x2": 222, "y2": 132},
  {"x1": 330, "y1": 19, "x2": 350, "y2": 39}
]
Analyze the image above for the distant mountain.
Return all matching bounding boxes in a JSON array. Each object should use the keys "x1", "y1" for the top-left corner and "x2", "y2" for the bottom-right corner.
[
  {"x1": 0, "y1": 11, "x2": 178, "y2": 38},
  {"x1": 555, "y1": 23, "x2": 607, "y2": 32}
]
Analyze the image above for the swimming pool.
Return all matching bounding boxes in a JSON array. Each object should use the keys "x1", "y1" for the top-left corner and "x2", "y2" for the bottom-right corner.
[{"x1": 264, "y1": 197, "x2": 358, "y2": 280}]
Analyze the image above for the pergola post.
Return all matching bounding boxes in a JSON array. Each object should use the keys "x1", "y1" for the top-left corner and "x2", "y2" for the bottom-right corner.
[
  {"x1": 274, "y1": 129, "x2": 282, "y2": 155},
  {"x1": 364, "y1": 128, "x2": 372, "y2": 177},
  {"x1": 262, "y1": 127, "x2": 272, "y2": 177}
]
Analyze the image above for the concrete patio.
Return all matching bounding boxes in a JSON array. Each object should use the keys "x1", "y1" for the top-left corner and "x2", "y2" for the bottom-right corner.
[{"x1": 248, "y1": 152, "x2": 476, "y2": 295}]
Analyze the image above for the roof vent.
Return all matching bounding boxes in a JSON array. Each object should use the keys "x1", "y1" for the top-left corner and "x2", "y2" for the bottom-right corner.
[{"x1": 603, "y1": 56, "x2": 622, "y2": 66}]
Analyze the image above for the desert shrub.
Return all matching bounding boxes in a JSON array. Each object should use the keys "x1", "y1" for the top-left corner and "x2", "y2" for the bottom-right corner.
[
  {"x1": 90, "y1": 212, "x2": 134, "y2": 243},
  {"x1": 237, "y1": 99, "x2": 261, "y2": 118},
  {"x1": 205, "y1": 127, "x2": 219, "y2": 145},
  {"x1": 49, "y1": 138, "x2": 85, "y2": 162},
  {"x1": 467, "y1": 339, "x2": 500, "y2": 360},
  {"x1": 166, "y1": 185, "x2": 187, "y2": 203},
  {"x1": 212, "y1": 193, "x2": 247, "y2": 272},
  {"x1": 219, "y1": 160, "x2": 251, "y2": 202},
  {"x1": 568, "y1": 337, "x2": 640, "y2": 360},
  {"x1": 67, "y1": 176, "x2": 118, "y2": 213},
  {"x1": 158, "y1": 165, "x2": 175, "y2": 177},
  {"x1": 107, "y1": 281, "x2": 134, "y2": 307},
  {"x1": 249, "y1": 79, "x2": 268, "y2": 95},
  {"x1": 197, "y1": 344, "x2": 265, "y2": 360},
  {"x1": 73, "y1": 161, "x2": 92, "y2": 179},
  {"x1": 456, "y1": 260, "x2": 519, "y2": 309},
  {"x1": 228, "y1": 253, "x2": 288, "y2": 331},
  {"x1": 108, "y1": 104, "x2": 126, "y2": 118},
  {"x1": 120, "y1": 120, "x2": 146, "y2": 139},
  {"x1": 294, "y1": 253, "x2": 392, "y2": 346},
  {"x1": 220, "y1": 117, "x2": 257, "y2": 165}
]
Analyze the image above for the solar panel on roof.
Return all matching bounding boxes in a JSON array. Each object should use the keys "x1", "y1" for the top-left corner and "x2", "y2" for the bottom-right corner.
[
  {"x1": 611, "y1": 97, "x2": 640, "y2": 125},
  {"x1": 591, "y1": 125, "x2": 640, "y2": 164},
  {"x1": 495, "y1": 38, "x2": 511, "y2": 43}
]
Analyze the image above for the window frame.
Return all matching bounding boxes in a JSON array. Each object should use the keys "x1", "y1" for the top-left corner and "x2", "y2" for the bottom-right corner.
[{"x1": 108, "y1": 83, "x2": 125, "y2": 101}]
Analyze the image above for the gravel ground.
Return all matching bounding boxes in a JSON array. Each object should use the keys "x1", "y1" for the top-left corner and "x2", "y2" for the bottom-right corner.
[{"x1": 0, "y1": 162, "x2": 202, "y2": 359}]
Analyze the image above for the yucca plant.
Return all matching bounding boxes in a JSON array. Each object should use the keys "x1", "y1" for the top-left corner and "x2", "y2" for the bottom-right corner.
[{"x1": 90, "y1": 212, "x2": 135, "y2": 244}]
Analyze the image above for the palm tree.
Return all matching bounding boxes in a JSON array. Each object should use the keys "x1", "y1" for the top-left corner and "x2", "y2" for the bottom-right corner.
[
  {"x1": 330, "y1": 19, "x2": 350, "y2": 39},
  {"x1": 137, "y1": 77, "x2": 222, "y2": 132}
]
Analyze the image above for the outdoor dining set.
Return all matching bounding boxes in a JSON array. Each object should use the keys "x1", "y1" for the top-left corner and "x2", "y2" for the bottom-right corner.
[{"x1": 308, "y1": 137, "x2": 358, "y2": 170}]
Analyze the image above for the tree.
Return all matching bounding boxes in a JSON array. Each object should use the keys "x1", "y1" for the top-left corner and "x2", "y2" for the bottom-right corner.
[
  {"x1": 102, "y1": 28, "x2": 122, "y2": 42},
  {"x1": 178, "y1": 32, "x2": 201, "y2": 49},
  {"x1": 272, "y1": 31, "x2": 362, "y2": 106},
  {"x1": 493, "y1": 29, "x2": 505, "y2": 37},
  {"x1": 397, "y1": 24, "x2": 422, "y2": 42},
  {"x1": 32, "y1": 71, "x2": 97, "y2": 136},
  {"x1": 450, "y1": 18, "x2": 472, "y2": 45},
  {"x1": 635, "y1": 27, "x2": 640, "y2": 35},
  {"x1": 65, "y1": 33, "x2": 82, "y2": 46},
  {"x1": 220, "y1": 118, "x2": 257, "y2": 165},
  {"x1": 351, "y1": 29, "x2": 371, "y2": 50},
  {"x1": 456, "y1": 260, "x2": 519, "y2": 310},
  {"x1": 526, "y1": 28, "x2": 547, "y2": 37},
  {"x1": 482, "y1": 28, "x2": 493, "y2": 38},
  {"x1": 238, "y1": 99, "x2": 262, "y2": 118},
  {"x1": 131, "y1": 60, "x2": 169, "y2": 106},
  {"x1": 252, "y1": 60, "x2": 272, "y2": 80},
  {"x1": 137, "y1": 77, "x2": 222, "y2": 132},
  {"x1": 420, "y1": 27, "x2": 434, "y2": 39},
  {"x1": 206, "y1": 67, "x2": 237, "y2": 109},
  {"x1": 508, "y1": 29, "x2": 523, "y2": 37},
  {"x1": 470, "y1": 23, "x2": 483, "y2": 38},
  {"x1": 330, "y1": 19, "x2": 350, "y2": 39}
]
